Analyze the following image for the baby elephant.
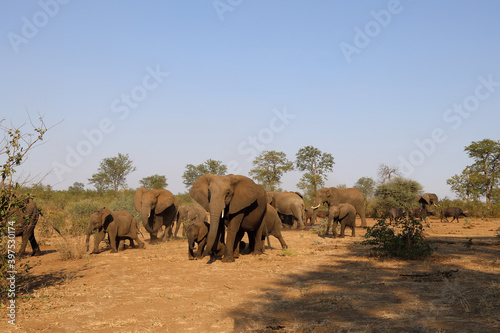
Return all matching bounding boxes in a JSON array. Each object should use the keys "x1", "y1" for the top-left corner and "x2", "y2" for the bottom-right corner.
[
  {"x1": 327, "y1": 203, "x2": 356, "y2": 238},
  {"x1": 441, "y1": 207, "x2": 468, "y2": 223},
  {"x1": 388, "y1": 207, "x2": 405, "y2": 223},
  {"x1": 86, "y1": 208, "x2": 145, "y2": 253},
  {"x1": 261, "y1": 204, "x2": 288, "y2": 250},
  {"x1": 186, "y1": 221, "x2": 224, "y2": 260}
]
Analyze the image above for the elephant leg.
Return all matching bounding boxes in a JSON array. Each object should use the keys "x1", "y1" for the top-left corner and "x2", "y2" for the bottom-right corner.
[
  {"x1": 109, "y1": 233, "x2": 118, "y2": 253},
  {"x1": 291, "y1": 207, "x2": 305, "y2": 230},
  {"x1": 358, "y1": 205, "x2": 367, "y2": 227},
  {"x1": 149, "y1": 232, "x2": 160, "y2": 244},
  {"x1": 134, "y1": 236, "x2": 145, "y2": 249},
  {"x1": 93, "y1": 230, "x2": 106, "y2": 253},
  {"x1": 174, "y1": 220, "x2": 182, "y2": 238},
  {"x1": 222, "y1": 215, "x2": 244, "y2": 262},
  {"x1": 339, "y1": 221, "x2": 346, "y2": 238},
  {"x1": 253, "y1": 220, "x2": 265, "y2": 255},
  {"x1": 118, "y1": 239, "x2": 125, "y2": 252},
  {"x1": 275, "y1": 234, "x2": 288, "y2": 249},
  {"x1": 332, "y1": 219, "x2": 339, "y2": 238},
  {"x1": 29, "y1": 234, "x2": 42, "y2": 256},
  {"x1": 196, "y1": 238, "x2": 207, "y2": 259},
  {"x1": 325, "y1": 216, "x2": 332, "y2": 236},
  {"x1": 233, "y1": 229, "x2": 245, "y2": 258}
]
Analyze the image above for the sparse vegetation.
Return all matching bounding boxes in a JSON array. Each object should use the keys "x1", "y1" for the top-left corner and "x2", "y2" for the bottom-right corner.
[{"x1": 363, "y1": 217, "x2": 434, "y2": 260}]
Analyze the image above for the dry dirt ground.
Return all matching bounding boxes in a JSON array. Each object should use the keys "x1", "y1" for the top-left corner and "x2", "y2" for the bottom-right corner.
[{"x1": 2, "y1": 217, "x2": 500, "y2": 332}]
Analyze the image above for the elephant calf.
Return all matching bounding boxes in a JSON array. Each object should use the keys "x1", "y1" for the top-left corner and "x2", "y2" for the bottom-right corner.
[
  {"x1": 388, "y1": 207, "x2": 405, "y2": 223},
  {"x1": 327, "y1": 203, "x2": 356, "y2": 238},
  {"x1": 261, "y1": 205, "x2": 288, "y2": 250},
  {"x1": 86, "y1": 208, "x2": 145, "y2": 253},
  {"x1": 441, "y1": 207, "x2": 468, "y2": 223},
  {"x1": 186, "y1": 221, "x2": 224, "y2": 260}
]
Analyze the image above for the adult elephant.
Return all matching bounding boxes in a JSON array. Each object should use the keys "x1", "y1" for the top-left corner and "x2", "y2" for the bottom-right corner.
[
  {"x1": 86, "y1": 208, "x2": 144, "y2": 253},
  {"x1": 267, "y1": 191, "x2": 305, "y2": 229},
  {"x1": 134, "y1": 187, "x2": 179, "y2": 244},
  {"x1": 190, "y1": 174, "x2": 267, "y2": 263},
  {"x1": 5, "y1": 198, "x2": 41, "y2": 257},
  {"x1": 418, "y1": 193, "x2": 439, "y2": 210},
  {"x1": 312, "y1": 187, "x2": 367, "y2": 227}
]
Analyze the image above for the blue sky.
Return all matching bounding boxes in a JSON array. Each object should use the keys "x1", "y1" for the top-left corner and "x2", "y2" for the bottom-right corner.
[{"x1": 1, "y1": 1, "x2": 499, "y2": 200}]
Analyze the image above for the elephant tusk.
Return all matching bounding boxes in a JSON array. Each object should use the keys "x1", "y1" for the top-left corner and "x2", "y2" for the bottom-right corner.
[
  {"x1": 311, "y1": 204, "x2": 320, "y2": 209},
  {"x1": 221, "y1": 210, "x2": 224, "y2": 219},
  {"x1": 147, "y1": 212, "x2": 151, "y2": 218}
]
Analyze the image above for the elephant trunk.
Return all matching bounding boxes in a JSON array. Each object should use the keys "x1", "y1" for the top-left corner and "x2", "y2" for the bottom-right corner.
[
  {"x1": 141, "y1": 207, "x2": 156, "y2": 234},
  {"x1": 85, "y1": 226, "x2": 93, "y2": 252},
  {"x1": 205, "y1": 203, "x2": 225, "y2": 258}
]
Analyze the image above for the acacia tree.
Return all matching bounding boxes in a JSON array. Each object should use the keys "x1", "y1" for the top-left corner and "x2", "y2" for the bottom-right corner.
[
  {"x1": 139, "y1": 174, "x2": 168, "y2": 190},
  {"x1": 1, "y1": 116, "x2": 48, "y2": 297},
  {"x1": 295, "y1": 146, "x2": 334, "y2": 198},
  {"x1": 374, "y1": 176, "x2": 423, "y2": 215},
  {"x1": 88, "y1": 153, "x2": 136, "y2": 196},
  {"x1": 182, "y1": 159, "x2": 227, "y2": 189},
  {"x1": 447, "y1": 139, "x2": 500, "y2": 204},
  {"x1": 249, "y1": 150, "x2": 293, "y2": 191}
]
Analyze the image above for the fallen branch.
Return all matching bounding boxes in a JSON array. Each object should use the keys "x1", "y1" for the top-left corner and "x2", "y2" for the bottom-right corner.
[{"x1": 400, "y1": 269, "x2": 459, "y2": 281}]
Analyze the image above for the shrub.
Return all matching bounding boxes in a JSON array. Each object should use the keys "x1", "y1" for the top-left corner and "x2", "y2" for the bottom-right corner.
[
  {"x1": 66, "y1": 199, "x2": 101, "y2": 235},
  {"x1": 362, "y1": 217, "x2": 434, "y2": 260}
]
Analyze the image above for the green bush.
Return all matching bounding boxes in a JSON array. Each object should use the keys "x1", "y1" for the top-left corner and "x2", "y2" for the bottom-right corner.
[
  {"x1": 66, "y1": 199, "x2": 101, "y2": 235},
  {"x1": 362, "y1": 217, "x2": 434, "y2": 260}
]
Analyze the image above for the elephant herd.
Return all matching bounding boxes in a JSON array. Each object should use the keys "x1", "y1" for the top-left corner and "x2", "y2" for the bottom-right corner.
[
  {"x1": 9, "y1": 175, "x2": 465, "y2": 262},
  {"x1": 82, "y1": 174, "x2": 370, "y2": 263}
]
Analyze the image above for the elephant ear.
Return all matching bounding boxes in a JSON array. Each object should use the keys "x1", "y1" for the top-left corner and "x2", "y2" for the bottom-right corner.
[
  {"x1": 190, "y1": 174, "x2": 213, "y2": 211},
  {"x1": 198, "y1": 222, "x2": 209, "y2": 243},
  {"x1": 155, "y1": 189, "x2": 175, "y2": 214},
  {"x1": 338, "y1": 205, "x2": 350, "y2": 220},
  {"x1": 134, "y1": 187, "x2": 148, "y2": 212},
  {"x1": 100, "y1": 207, "x2": 113, "y2": 228},
  {"x1": 228, "y1": 175, "x2": 262, "y2": 214}
]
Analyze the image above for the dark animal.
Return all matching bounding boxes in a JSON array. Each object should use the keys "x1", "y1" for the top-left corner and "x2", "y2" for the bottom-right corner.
[
  {"x1": 5, "y1": 199, "x2": 41, "y2": 257},
  {"x1": 186, "y1": 221, "x2": 224, "y2": 260},
  {"x1": 441, "y1": 207, "x2": 468, "y2": 223}
]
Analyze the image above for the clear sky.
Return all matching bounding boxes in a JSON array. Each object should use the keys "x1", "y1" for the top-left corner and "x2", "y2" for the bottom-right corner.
[{"x1": 1, "y1": 1, "x2": 499, "y2": 200}]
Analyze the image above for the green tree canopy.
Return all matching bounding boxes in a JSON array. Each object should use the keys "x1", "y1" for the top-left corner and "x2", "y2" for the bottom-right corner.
[
  {"x1": 68, "y1": 182, "x2": 85, "y2": 192},
  {"x1": 354, "y1": 177, "x2": 376, "y2": 199},
  {"x1": 446, "y1": 166, "x2": 483, "y2": 201},
  {"x1": 182, "y1": 159, "x2": 227, "y2": 189},
  {"x1": 88, "y1": 153, "x2": 136, "y2": 195},
  {"x1": 464, "y1": 139, "x2": 500, "y2": 204},
  {"x1": 295, "y1": 146, "x2": 334, "y2": 198},
  {"x1": 249, "y1": 150, "x2": 293, "y2": 191},
  {"x1": 374, "y1": 176, "x2": 423, "y2": 215},
  {"x1": 139, "y1": 174, "x2": 168, "y2": 190}
]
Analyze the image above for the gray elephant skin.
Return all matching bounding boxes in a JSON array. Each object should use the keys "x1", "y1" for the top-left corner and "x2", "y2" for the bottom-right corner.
[
  {"x1": 7, "y1": 198, "x2": 41, "y2": 257},
  {"x1": 175, "y1": 205, "x2": 208, "y2": 238},
  {"x1": 313, "y1": 187, "x2": 367, "y2": 227},
  {"x1": 186, "y1": 221, "x2": 224, "y2": 260},
  {"x1": 388, "y1": 207, "x2": 405, "y2": 223},
  {"x1": 86, "y1": 208, "x2": 144, "y2": 253},
  {"x1": 134, "y1": 187, "x2": 179, "y2": 243},
  {"x1": 190, "y1": 174, "x2": 267, "y2": 263},
  {"x1": 418, "y1": 193, "x2": 439, "y2": 210},
  {"x1": 267, "y1": 191, "x2": 305, "y2": 229},
  {"x1": 327, "y1": 203, "x2": 356, "y2": 238},
  {"x1": 441, "y1": 207, "x2": 468, "y2": 223},
  {"x1": 261, "y1": 204, "x2": 288, "y2": 250}
]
